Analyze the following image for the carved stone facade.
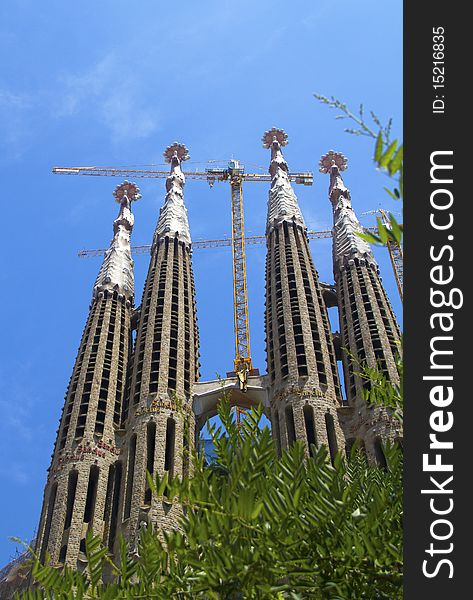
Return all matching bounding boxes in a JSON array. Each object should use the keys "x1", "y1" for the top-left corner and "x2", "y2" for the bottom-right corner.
[{"x1": 32, "y1": 138, "x2": 402, "y2": 574}]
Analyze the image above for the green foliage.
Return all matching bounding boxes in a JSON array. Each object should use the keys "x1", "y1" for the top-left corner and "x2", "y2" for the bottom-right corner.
[
  {"x1": 314, "y1": 94, "x2": 403, "y2": 247},
  {"x1": 358, "y1": 214, "x2": 403, "y2": 247},
  {"x1": 356, "y1": 352, "x2": 403, "y2": 423},
  {"x1": 20, "y1": 401, "x2": 403, "y2": 599},
  {"x1": 314, "y1": 95, "x2": 393, "y2": 142}
]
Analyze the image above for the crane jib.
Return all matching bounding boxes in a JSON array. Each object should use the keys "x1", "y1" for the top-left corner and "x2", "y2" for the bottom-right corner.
[{"x1": 52, "y1": 166, "x2": 313, "y2": 185}]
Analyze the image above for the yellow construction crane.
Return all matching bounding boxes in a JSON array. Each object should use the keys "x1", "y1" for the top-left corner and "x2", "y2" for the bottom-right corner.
[
  {"x1": 53, "y1": 160, "x2": 313, "y2": 393},
  {"x1": 362, "y1": 209, "x2": 403, "y2": 301},
  {"x1": 78, "y1": 226, "x2": 380, "y2": 257}
]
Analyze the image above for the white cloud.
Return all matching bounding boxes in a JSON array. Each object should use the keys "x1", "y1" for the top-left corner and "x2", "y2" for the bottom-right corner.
[
  {"x1": 0, "y1": 365, "x2": 37, "y2": 443},
  {"x1": 102, "y1": 94, "x2": 158, "y2": 142},
  {"x1": 0, "y1": 89, "x2": 36, "y2": 156},
  {"x1": 0, "y1": 463, "x2": 30, "y2": 486},
  {"x1": 0, "y1": 90, "x2": 31, "y2": 109},
  {"x1": 55, "y1": 54, "x2": 116, "y2": 116},
  {"x1": 54, "y1": 54, "x2": 160, "y2": 143}
]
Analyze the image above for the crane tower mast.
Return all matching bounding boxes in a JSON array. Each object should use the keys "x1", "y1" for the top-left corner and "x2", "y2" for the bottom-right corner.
[
  {"x1": 229, "y1": 163, "x2": 252, "y2": 374},
  {"x1": 379, "y1": 209, "x2": 404, "y2": 301},
  {"x1": 362, "y1": 208, "x2": 403, "y2": 301}
]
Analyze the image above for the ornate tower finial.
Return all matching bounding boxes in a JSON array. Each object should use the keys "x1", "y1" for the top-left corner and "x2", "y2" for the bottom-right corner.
[
  {"x1": 153, "y1": 142, "x2": 191, "y2": 246},
  {"x1": 113, "y1": 180, "x2": 141, "y2": 204},
  {"x1": 319, "y1": 150, "x2": 348, "y2": 174},
  {"x1": 93, "y1": 180, "x2": 140, "y2": 302},
  {"x1": 319, "y1": 150, "x2": 350, "y2": 206},
  {"x1": 319, "y1": 150, "x2": 373, "y2": 265},
  {"x1": 163, "y1": 142, "x2": 190, "y2": 164},
  {"x1": 262, "y1": 128, "x2": 305, "y2": 232},
  {"x1": 262, "y1": 127, "x2": 289, "y2": 149}
]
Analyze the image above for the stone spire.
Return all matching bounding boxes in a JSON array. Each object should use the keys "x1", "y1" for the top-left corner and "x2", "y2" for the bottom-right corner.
[
  {"x1": 153, "y1": 143, "x2": 191, "y2": 247},
  {"x1": 319, "y1": 151, "x2": 375, "y2": 269},
  {"x1": 35, "y1": 182, "x2": 139, "y2": 567},
  {"x1": 119, "y1": 143, "x2": 199, "y2": 547},
  {"x1": 93, "y1": 181, "x2": 140, "y2": 302},
  {"x1": 320, "y1": 151, "x2": 402, "y2": 463},
  {"x1": 263, "y1": 127, "x2": 306, "y2": 233},
  {"x1": 263, "y1": 129, "x2": 344, "y2": 460}
]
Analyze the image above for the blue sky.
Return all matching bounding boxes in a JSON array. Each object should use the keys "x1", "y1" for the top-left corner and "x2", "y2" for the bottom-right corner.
[{"x1": 0, "y1": 0, "x2": 402, "y2": 564}]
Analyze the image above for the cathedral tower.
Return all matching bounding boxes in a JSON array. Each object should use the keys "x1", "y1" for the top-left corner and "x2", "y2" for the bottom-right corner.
[
  {"x1": 29, "y1": 138, "x2": 404, "y2": 582},
  {"x1": 118, "y1": 143, "x2": 199, "y2": 543},
  {"x1": 35, "y1": 182, "x2": 140, "y2": 567},
  {"x1": 319, "y1": 151, "x2": 402, "y2": 461},
  {"x1": 263, "y1": 129, "x2": 344, "y2": 460}
]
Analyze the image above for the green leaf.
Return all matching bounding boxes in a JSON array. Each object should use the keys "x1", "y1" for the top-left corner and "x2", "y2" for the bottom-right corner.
[
  {"x1": 377, "y1": 218, "x2": 389, "y2": 244},
  {"x1": 85, "y1": 531, "x2": 108, "y2": 590},
  {"x1": 379, "y1": 140, "x2": 398, "y2": 168},
  {"x1": 383, "y1": 186, "x2": 397, "y2": 200},
  {"x1": 357, "y1": 231, "x2": 382, "y2": 245},
  {"x1": 389, "y1": 215, "x2": 402, "y2": 245},
  {"x1": 374, "y1": 131, "x2": 383, "y2": 162},
  {"x1": 389, "y1": 145, "x2": 403, "y2": 175}
]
